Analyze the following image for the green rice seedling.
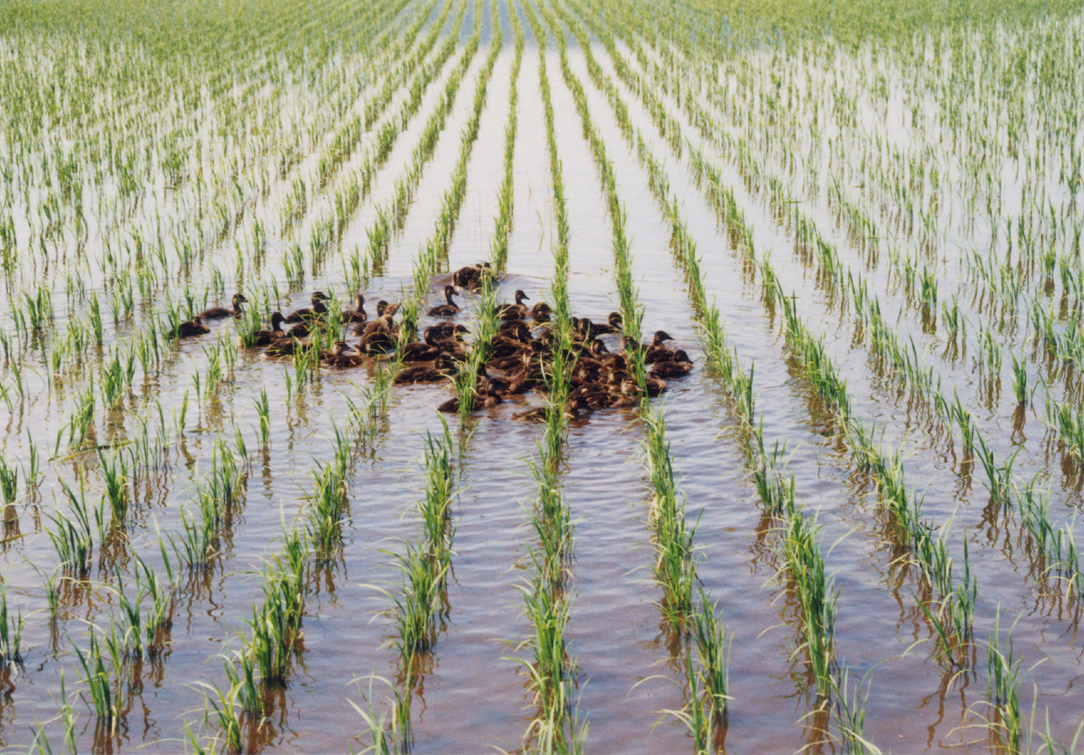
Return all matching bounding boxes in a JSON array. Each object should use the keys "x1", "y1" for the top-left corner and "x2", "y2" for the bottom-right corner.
[
  {"x1": 66, "y1": 384, "x2": 96, "y2": 450},
  {"x1": 98, "y1": 449, "x2": 131, "y2": 526},
  {"x1": 88, "y1": 294, "x2": 104, "y2": 346},
  {"x1": 0, "y1": 456, "x2": 17, "y2": 509},
  {"x1": 172, "y1": 505, "x2": 217, "y2": 570},
  {"x1": 255, "y1": 388, "x2": 270, "y2": 448},
  {"x1": 224, "y1": 656, "x2": 264, "y2": 719},
  {"x1": 661, "y1": 650, "x2": 713, "y2": 754},
  {"x1": 986, "y1": 610, "x2": 1025, "y2": 754},
  {"x1": 832, "y1": 665, "x2": 879, "y2": 755},
  {"x1": 47, "y1": 480, "x2": 96, "y2": 575},
  {"x1": 200, "y1": 677, "x2": 243, "y2": 755},
  {"x1": 0, "y1": 584, "x2": 24, "y2": 666},
  {"x1": 783, "y1": 508, "x2": 839, "y2": 696},
  {"x1": 348, "y1": 675, "x2": 413, "y2": 755},
  {"x1": 975, "y1": 435, "x2": 1018, "y2": 508},
  {"x1": 72, "y1": 629, "x2": 126, "y2": 732},
  {"x1": 949, "y1": 392, "x2": 975, "y2": 455},
  {"x1": 1010, "y1": 355, "x2": 1027, "y2": 407},
  {"x1": 691, "y1": 590, "x2": 731, "y2": 717}
]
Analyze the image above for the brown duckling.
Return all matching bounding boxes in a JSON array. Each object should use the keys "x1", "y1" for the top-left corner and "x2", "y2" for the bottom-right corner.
[
  {"x1": 341, "y1": 294, "x2": 367, "y2": 323},
  {"x1": 649, "y1": 350, "x2": 694, "y2": 378},
  {"x1": 496, "y1": 290, "x2": 530, "y2": 321},
  {"x1": 284, "y1": 291, "x2": 329, "y2": 323},
  {"x1": 322, "y1": 341, "x2": 365, "y2": 368},
  {"x1": 175, "y1": 316, "x2": 210, "y2": 339},
  {"x1": 498, "y1": 319, "x2": 533, "y2": 341},
  {"x1": 251, "y1": 312, "x2": 287, "y2": 346},
  {"x1": 200, "y1": 293, "x2": 248, "y2": 320},
  {"x1": 427, "y1": 286, "x2": 460, "y2": 317},
  {"x1": 425, "y1": 321, "x2": 468, "y2": 341},
  {"x1": 402, "y1": 330, "x2": 443, "y2": 362},
  {"x1": 642, "y1": 331, "x2": 675, "y2": 363},
  {"x1": 452, "y1": 262, "x2": 492, "y2": 291},
  {"x1": 512, "y1": 406, "x2": 550, "y2": 423},
  {"x1": 394, "y1": 356, "x2": 455, "y2": 384},
  {"x1": 592, "y1": 312, "x2": 624, "y2": 335},
  {"x1": 358, "y1": 314, "x2": 398, "y2": 354},
  {"x1": 530, "y1": 301, "x2": 553, "y2": 322}
]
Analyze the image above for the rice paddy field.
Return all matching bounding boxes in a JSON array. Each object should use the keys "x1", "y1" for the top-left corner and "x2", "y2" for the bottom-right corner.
[{"x1": 3, "y1": 0, "x2": 1084, "y2": 751}]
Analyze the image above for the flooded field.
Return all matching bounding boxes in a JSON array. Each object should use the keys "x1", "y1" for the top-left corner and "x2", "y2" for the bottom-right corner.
[{"x1": 2, "y1": 0, "x2": 1084, "y2": 751}]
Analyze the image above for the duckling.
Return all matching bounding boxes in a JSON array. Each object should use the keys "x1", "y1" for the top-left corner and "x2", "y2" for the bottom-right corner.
[
  {"x1": 285, "y1": 292, "x2": 330, "y2": 323},
  {"x1": 288, "y1": 319, "x2": 322, "y2": 339},
  {"x1": 341, "y1": 294, "x2": 367, "y2": 323},
  {"x1": 322, "y1": 341, "x2": 365, "y2": 369},
  {"x1": 498, "y1": 320, "x2": 533, "y2": 341},
  {"x1": 427, "y1": 286, "x2": 460, "y2": 317},
  {"x1": 200, "y1": 293, "x2": 248, "y2": 320},
  {"x1": 394, "y1": 356, "x2": 455, "y2": 384},
  {"x1": 251, "y1": 312, "x2": 287, "y2": 346},
  {"x1": 496, "y1": 290, "x2": 530, "y2": 321},
  {"x1": 452, "y1": 262, "x2": 492, "y2": 291},
  {"x1": 175, "y1": 316, "x2": 210, "y2": 339},
  {"x1": 593, "y1": 311, "x2": 623, "y2": 335},
  {"x1": 512, "y1": 406, "x2": 550, "y2": 423},
  {"x1": 425, "y1": 322, "x2": 468, "y2": 341},
  {"x1": 649, "y1": 349, "x2": 694, "y2": 378},
  {"x1": 401, "y1": 331, "x2": 443, "y2": 362},
  {"x1": 358, "y1": 314, "x2": 398, "y2": 354},
  {"x1": 645, "y1": 374, "x2": 668, "y2": 397},
  {"x1": 264, "y1": 335, "x2": 306, "y2": 358},
  {"x1": 643, "y1": 331, "x2": 675, "y2": 363},
  {"x1": 530, "y1": 301, "x2": 553, "y2": 322}
]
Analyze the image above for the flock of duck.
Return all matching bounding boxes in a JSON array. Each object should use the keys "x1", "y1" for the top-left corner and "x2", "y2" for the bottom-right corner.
[{"x1": 173, "y1": 263, "x2": 693, "y2": 420}]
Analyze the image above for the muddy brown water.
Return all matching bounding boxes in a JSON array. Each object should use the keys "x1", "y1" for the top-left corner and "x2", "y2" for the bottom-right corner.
[{"x1": 1, "y1": 1, "x2": 1084, "y2": 753}]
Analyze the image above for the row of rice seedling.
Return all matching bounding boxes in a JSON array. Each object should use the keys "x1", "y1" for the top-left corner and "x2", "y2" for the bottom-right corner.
[
  {"x1": 551, "y1": 0, "x2": 843, "y2": 703},
  {"x1": 502, "y1": 11, "x2": 585, "y2": 752},
  {"x1": 452, "y1": 7, "x2": 522, "y2": 419},
  {"x1": 534, "y1": 8, "x2": 744, "y2": 751}
]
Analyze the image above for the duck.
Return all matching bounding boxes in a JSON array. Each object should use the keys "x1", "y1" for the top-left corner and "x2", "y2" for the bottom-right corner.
[
  {"x1": 452, "y1": 262, "x2": 492, "y2": 291},
  {"x1": 401, "y1": 331, "x2": 444, "y2": 362},
  {"x1": 341, "y1": 294, "x2": 367, "y2": 323},
  {"x1": 394, "y1": 356, "x2": 455, "y2": 384},
  {"x1": 512, "y1": 406, "x2": 550, "y2": 423},
  {"x1": 200, "y1": 293, "x2": 248, "y2": 320},
  {"x1": 264, "y1": 335, "x2": 306, "y2": 358},
  {"x1": 498, "y1": 320, "x2": 533, "y2": 341},
  {"x1": 496, "y1": 290, "x2": 530, "y2": 321},
  {"x1": 251, "y1": 312, "x2": 287, "y2": 346},
  {"x1": 175, "y1": 316, "x2": 210, "y2": 338},
  {"x1": 288, "y1": 319, "x2": 322, "y2": 339},
  {"x1": 427, "y1": 286, "x2": 460, "y2": 317},
  {"x1": 425, "y1": 322, "x2": 468, "y2": 341},
  {"x1": 640, "y1": 331, "x2": 675, "y2": 363},
  {"x1": 322, "y1": 341, "x2": 365, "y2": 369},
  {"x1": 592, "y1": 312, "x2": 624, "y2": 335},
  {"x1": 358, "y1": 314, "x2": 398, "y2": 354},
  {"x1": 284, "y1": 292, "x2": 330, "y2": 323},
  {"x1": 649, "y1": 349, "x2": 694, "y2": 379},
  {"x1": 530, "y1": 301, "x2": 552, "y2": 322}
]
